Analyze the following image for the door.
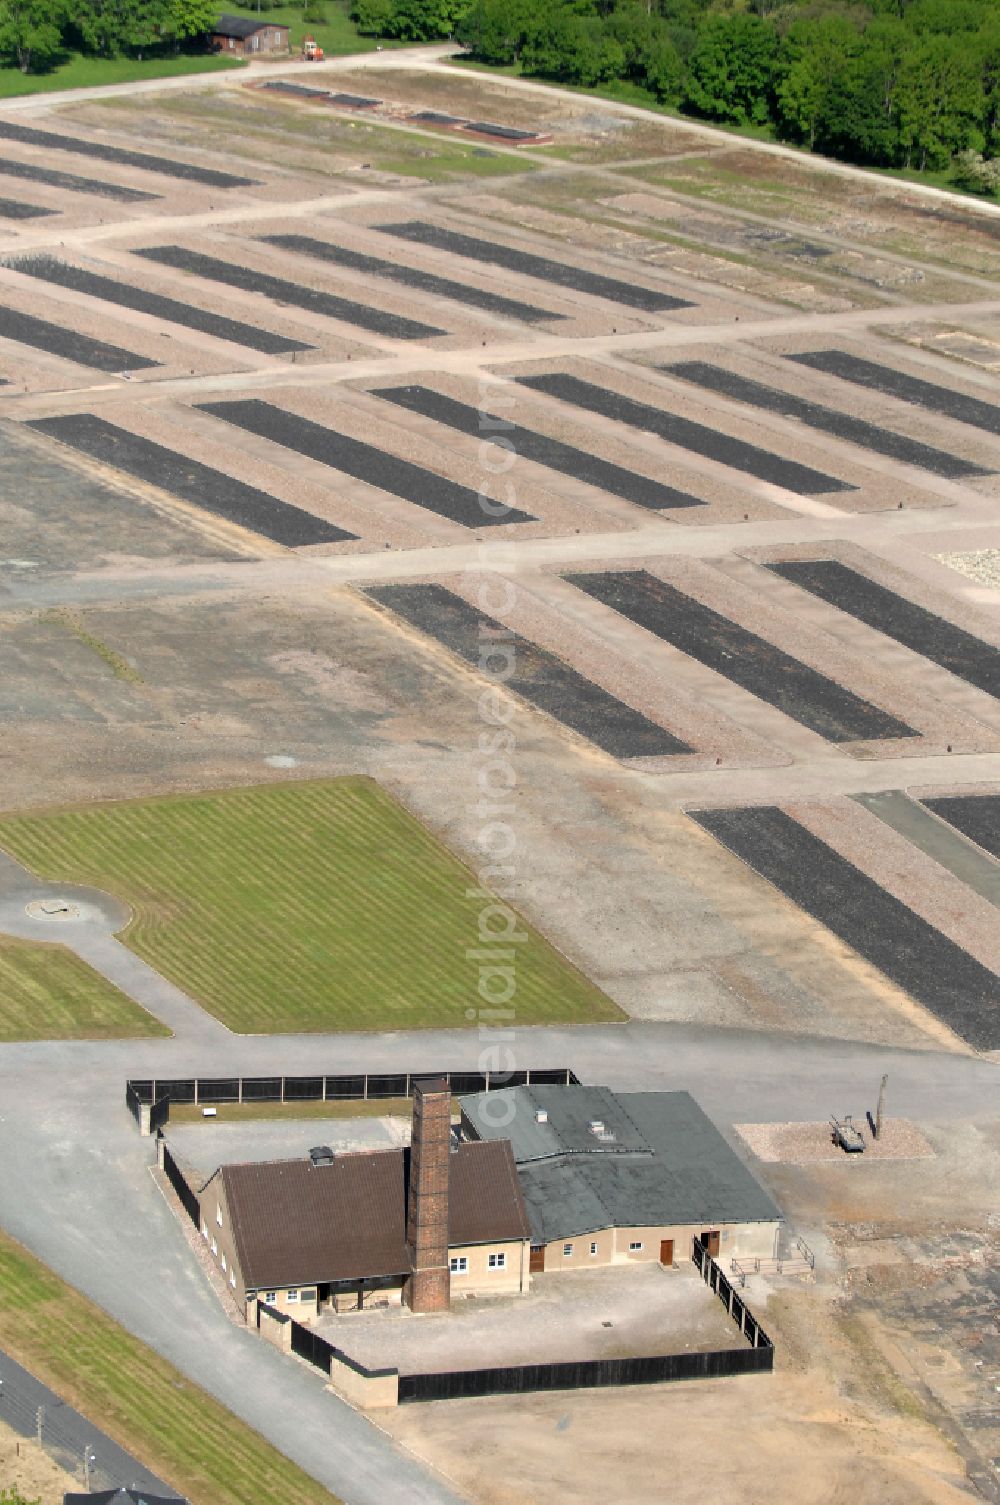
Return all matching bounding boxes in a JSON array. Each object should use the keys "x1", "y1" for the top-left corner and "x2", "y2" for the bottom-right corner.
[
  {"x1": 701, "y1": 1230, "x2": 721, "y2": 1258},
  {"x1": 529, "y1": 1245, "x2": 545, "y2": 1274},
  {"x1": 659, "y1": 1239, "x2": 674, "y2": 1267}
]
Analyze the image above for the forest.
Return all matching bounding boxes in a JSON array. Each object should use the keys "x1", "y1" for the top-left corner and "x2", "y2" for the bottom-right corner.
[
  {"x1": 350, "y1": 0, "x2": 1000, "y2": 189},
  {"x1": 0, "y1": 0, "x2": 219, "y2": 72}
]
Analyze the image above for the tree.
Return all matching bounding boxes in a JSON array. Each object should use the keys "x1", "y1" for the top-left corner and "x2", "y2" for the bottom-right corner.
[
  {"x1": 167, "y1": 0, "x2": 216, "y2": 40},
  {"x1": 952, "y1": 147, "x2": 1000, "y2": 193},
  {"x1": 379, "y1": 0, "x2": 470, "y2": 39},
  {"x1": 895, "y1": 34, "x2": 984, "y2": 169},
  {"x1": 351, "y1": 0, "x2": 393, "y2": 34},
  {"x1": 455, "y1": 0, "x2": 531, "y2": 63},
  {"x1": 685, "y1": 13, "x2": 778, "y2": 125},
  {"x1": 0, "y1": 0, "x2": 66, "y2": 71},
  {"x1": 775, "y1": 16, "x2": 858, "y2": 149},
  {"x1": 0, "y1": 1488, "x2": 42, "y2": 1505}
]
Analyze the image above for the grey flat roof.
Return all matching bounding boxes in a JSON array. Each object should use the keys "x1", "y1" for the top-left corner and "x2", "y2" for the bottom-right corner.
[{"x1": 459, "y1": 1087, "x2": 781, "y2": 1244}]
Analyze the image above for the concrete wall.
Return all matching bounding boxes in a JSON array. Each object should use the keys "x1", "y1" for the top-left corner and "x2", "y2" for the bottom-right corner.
[
  {"x1": 538, "y1": 1221, "x2": 780, "y2": 1272},
  {"x1": 326, "y1": 1358, "x2": 399, "y2": 1411},
  {"x1": 448, "y1": 1239, "x2": 528, "y2": 1295}
]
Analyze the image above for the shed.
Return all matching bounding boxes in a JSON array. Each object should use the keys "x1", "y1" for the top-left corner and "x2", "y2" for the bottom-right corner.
[{"x1": 210, "y1": 14, "x2": 289, "y2": 54}]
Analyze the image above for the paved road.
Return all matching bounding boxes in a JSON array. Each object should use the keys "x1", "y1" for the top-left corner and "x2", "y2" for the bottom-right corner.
[{"x1": 0, "y1": 1347, "x2": 176, "y2": 1497}]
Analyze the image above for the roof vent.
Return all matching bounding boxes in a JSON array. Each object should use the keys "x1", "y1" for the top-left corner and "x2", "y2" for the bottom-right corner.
[
  {"x1": 589, "y1": 1119, "x2": 615, "y2": 1142},
  {"x1": 589, "y1": 1119, "x2": 605, "y2": 1135},
  {"x1": 534, "y1": 1109, "x2": 548, "y2": 1124},
  {"x1": 309, "y1": 1145, "x2": 334, "y2": 1167}
]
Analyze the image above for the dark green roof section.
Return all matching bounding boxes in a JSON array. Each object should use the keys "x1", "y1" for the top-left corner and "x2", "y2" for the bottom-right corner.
[{"x1": 459, "y1": 1087, "x2": 781, "y2": 1245}]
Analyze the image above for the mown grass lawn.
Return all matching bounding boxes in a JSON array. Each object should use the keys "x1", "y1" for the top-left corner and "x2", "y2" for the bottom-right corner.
[
  {"x1": 169, "y1": 1095, "x2": 422, "y2": 1123},
  {"x1": 0, "y1": 936, "x2": 167, "y2": 1040},
  {"x1": 0, "y1": 50, "x2": 241, "y2": 100},
  {"x1": 0, "y1": 1231, "x2": 340, "y2": 1505},
  {"x1": 0, "y1": 778, "x2": 622, "y2": 1034}
]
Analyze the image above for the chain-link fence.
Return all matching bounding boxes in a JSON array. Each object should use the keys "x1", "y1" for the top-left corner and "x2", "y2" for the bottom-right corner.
[{"x1": 0, "y1": 1350, "x2": 178, "y2": 1498}]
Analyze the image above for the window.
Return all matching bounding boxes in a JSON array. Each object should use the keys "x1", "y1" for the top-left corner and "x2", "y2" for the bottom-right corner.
[
  {"x1": 220, "y1": 1253, "x2": 226, "y2": 1271},
  {"x1": 488, "y1": 1253, "x2": 506, "y2": 1270},
  {"x1": 590, "y1": 1242, "x2": 598, "y2": 1256},
  {"x1": 300, "y1": 1289, "x2": 317, "y2": 1301},
  {"x1": 286, "y1": 1289, "x2": 299, "y2": 1303},
  {"x1": 247, "y1": 1290, "x2": 257, "y2": 1302},
  {"x1": 563, "y1": 1243, "x2": 574, "y2": 1257},
  {"x1": 216, "y1": 1205, "x2": 223, "y2": 1227},
  {"x1": 628, "y1": 1241, "x2": 643, "y2": 1253},
  {"x1": 449, "y1": 1256, "x2": 468, "y2": 1275},
  {"x1": 211, "y1": 1238, "x2": 217, "y2": 1256},
  {"x1": 265, "y1": 1291, "x2": 276, "y2": 1304},
  {"x1": 201, "y1": 1222, "x2": 208, "y2": 1241},
  {"x1": 230, "y1": 1270, "x2": 236, "y2": 1288}
]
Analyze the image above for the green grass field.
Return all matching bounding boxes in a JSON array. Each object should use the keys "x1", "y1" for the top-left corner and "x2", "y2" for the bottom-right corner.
[
  {"x1": 0, "y1": 936, "x2": 167, "y2": 1040},
  {"x1": 0, "y1": 1231, "x2": 340, "y2": 1505},
  {"x1": 0, "y1": 779, "x2": 621, "y2": 1034},
  {"x1": 168, "y1": 1095, "x2": 426, "y2": 1123},
  {"x1": 0, "y1": 50, "x2": 241, "y2": 100}
]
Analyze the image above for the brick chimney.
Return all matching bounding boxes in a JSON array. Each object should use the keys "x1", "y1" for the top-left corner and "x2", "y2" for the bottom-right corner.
[{"x1": 405, "y1": 1076, "x2": 451, "y2": 1313}]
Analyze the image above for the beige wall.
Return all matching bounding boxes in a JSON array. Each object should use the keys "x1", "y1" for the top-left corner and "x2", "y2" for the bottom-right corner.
[
  {"x1": 448, "y1": 1240, "x2": 528, "y2": 1295},
  {"x1": 198, "y1": 1178, "x2": 247, "y2": 1308},
  {"x1": 538, "y1": 1222, "x2": 780, "y2": 1272}
]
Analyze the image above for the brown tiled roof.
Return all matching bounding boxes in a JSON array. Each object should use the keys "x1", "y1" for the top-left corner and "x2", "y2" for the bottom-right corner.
[
  {"x1": 449, "y1": 1139, "x2": 532, "y2": 1246},
  {"x1": 218, "y1": 1140, "x2": 529, "y2": 1290},
  {"x1": 221, "y1": 1151, "x2": 410, "y2": 1290}
]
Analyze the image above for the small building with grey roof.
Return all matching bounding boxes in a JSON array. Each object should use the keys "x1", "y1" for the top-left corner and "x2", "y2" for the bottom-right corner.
[{"x1": 459, "y1": 1086, "x2": 781, "y2": 1275}]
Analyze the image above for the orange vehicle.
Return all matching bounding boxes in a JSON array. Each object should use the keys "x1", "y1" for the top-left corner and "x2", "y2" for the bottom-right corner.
[{"x1": 302, "y1": 34, "x2": 325, "y2": 60}]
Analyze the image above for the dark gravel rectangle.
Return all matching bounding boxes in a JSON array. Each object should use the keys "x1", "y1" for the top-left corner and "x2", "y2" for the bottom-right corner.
[
  {"x1": 133, "y1": 245, "x2": 445, "y2": 340},
  {"x1": 0, "y1": 156, "x2": 159, "y2": 203},
  {"x1": 197, "y1": 398, "x2": 537, "y2": 527},
  {"x1": 262, "y1": 80, "x2": 329, "y2": 98},
  {"x1": 0, "y1": 119, "x2": 255, "y2": 187},
  {"x1": 8, "y1": 255, "x2": 313, "y2": 355},
  {"x1": 664, "y1": 361, "x2": 990, "y2": 479},
  {"x1": 410, "y1": 111, "x2": 465, "y2": 125},
  {"x1": 378, "y1": 222, "x2": 693, "y2": 313},
  {"x1": 787, "y1": 350, "x2": 1000, "y2": 436},
  {"x1": 922, "y1": 795, "x2": 1000, "y2": 860},
  {"x1": 365, "y1": 582, "x2": 689, "y2": 757},
  {"x1": 465, "y1": 121, "x2": 539, "y2": 141},
  {"x1": 27, "y1": 413, "x2": 354, "y2": 546},
  {"x1": 769, "y1": 559, "x2": 1000, "y2": 700},
  {"x1": 262, "y1": 234, "x2": 559, "y2": 324},
  {"x1": 689, "y1": 804, "x2": 1000, "y2": 1050},
  {"x1": 374, "y1": 384, "x2": 704, "y2": 511},
  {"x1": 518, "y1": 372, "x2": 854, "y2": 496},
  {"x1": 0, "y1": 197, "x2": 54, "y2": 219},
  {"x1": 0, "y1": 306, "x2": 157, "y2": 371},
  {"x1": 566, "y1": 569, "x2": 916, "y2": 742},
  {"x1": 330, "y1": 92, "x2": 380, "y2": 107}
]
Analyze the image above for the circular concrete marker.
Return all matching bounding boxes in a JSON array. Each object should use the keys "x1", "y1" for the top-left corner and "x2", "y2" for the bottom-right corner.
[{"x1": 26, "y1": 898, "x2": 82, "y2": 922}]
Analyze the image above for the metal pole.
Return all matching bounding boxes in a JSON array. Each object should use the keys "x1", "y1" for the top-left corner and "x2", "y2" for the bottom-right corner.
[
  {"x1": 36, "y1": 1405, "x2": 43, "y2": 1447},
  {"x1": 876, "y1": 1073, "x2": 888, "y2": 1140},
  {"x1": 83, "y1": 1445, "x2": 93, "y2": 1490}
]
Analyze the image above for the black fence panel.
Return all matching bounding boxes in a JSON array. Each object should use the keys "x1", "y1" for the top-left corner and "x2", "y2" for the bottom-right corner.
[
  {"x1": 125, "y1": 1082, "x2": 142, "y2": 1126},
  {"x1": 241, "y1": 1076, "x2": 283, "y2": 1101},
  {"x1": 283, "y1": 1076, "x2": 324, "y2": 1101},
  {"x1": 398, "y1": 1346, "x2": 772, "y2": 1403},
  {"x1": 290, "y1": 1321, "x2": 334, "y2": 1375},
  {"x1": 126, "y1": 1066, "x2": 581, "y2": 1125},
  {"x1": 366, "y1": 1073, "x2": 410, "y2": 1098},
  {"x1": 448, "y1": 1072, "x2": 489, "y2": 1095},
  {"x1": 148, "y1": 1094, "x2": 170, "y2": 1135},
  {"x1": 197, "y1": 1077, "x2": 240, "y2": 1104},
  {"x1": 152, "y1": 1077, "x2": 196, "y2": 1103},
  {"x1": 325, "y1": 1074, "x2": 367, "y2": 1099},
  {"x1": 162, "y1": 1144, "x2": 200, "y2": 1226}
]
